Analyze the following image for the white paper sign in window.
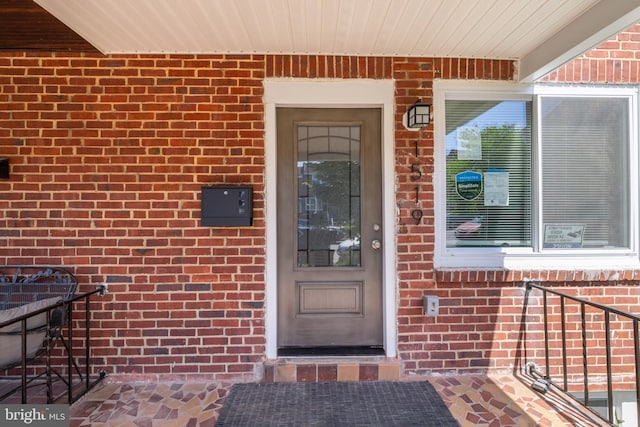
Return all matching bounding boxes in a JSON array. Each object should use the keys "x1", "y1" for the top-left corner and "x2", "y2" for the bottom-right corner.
[
  {"x1": 457, "y1": 126, "x2": 482, "y2": 160},
  {"x1": 484, "y1": 170, "x2": 509, "y2": 206},
  {"x1": 543, "y1": 224, "x2": 585, "y2": 248}
]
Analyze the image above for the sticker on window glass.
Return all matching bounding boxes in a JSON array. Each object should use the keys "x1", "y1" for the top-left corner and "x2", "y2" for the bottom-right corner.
[
  {"x1": 455, "y1": 170, "x2": 482, "y2": 201},
  {"x1": 484, "y1": 170, "x2": 509, "y2": 206},
  {"x1": 457, "y1": 127, "x2": 482, "y2": 160},
  {"x1": 543, "y1": 224, "x2": 585, "y2": 248}
]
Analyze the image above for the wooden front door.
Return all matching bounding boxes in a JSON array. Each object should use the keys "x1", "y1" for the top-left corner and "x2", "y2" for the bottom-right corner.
[{"x1": 277, "y1": 108, "x2": 383, "y2": 351}]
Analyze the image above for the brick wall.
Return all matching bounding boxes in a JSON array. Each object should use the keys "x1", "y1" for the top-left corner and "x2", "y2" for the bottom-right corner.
[
  {"x1": 0, "y1": 54, "x2": 269, "y2": 381},
  {"x1": 0, "y1": 52, "x2": 518, "y2": 380},
  {"x1": 544, "y1": 23, "x2": 640, "y2": 83},
  {"x1": 1, "y1": 42, "x2": 639, "y2": 382}
]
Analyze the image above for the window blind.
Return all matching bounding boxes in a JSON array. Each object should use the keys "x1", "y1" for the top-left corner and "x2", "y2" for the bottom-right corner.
[{"x1": 540, "y1": 97, "x2": 630, "y2": 249}]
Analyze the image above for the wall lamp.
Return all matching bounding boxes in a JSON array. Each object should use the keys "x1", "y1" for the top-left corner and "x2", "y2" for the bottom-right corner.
[{"x1": 406, "y1": 100, "x2": 431, "y2": 128}]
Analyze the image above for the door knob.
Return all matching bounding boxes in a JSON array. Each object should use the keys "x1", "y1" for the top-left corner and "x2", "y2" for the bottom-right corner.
[{"x1": 371, "y1": 239, "x2": 381, "y2": 250}]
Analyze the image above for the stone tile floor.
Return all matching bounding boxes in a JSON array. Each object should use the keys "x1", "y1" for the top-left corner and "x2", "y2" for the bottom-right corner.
[
  {"x1": 429, "y1": 374, "x2": 609, "y2": 427},
  {"x1": 67, "y1": 374, "x2": 610, "y2": 426},
  {"x1": 69, "y1": 382, "x2": 229, "y2": 427}
]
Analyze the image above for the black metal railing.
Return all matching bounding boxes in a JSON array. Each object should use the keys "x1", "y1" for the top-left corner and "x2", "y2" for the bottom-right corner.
[
  {"x1": 0, "y1": 284, "x2": 107, "y2": 404},
  {"x1": 526, "y1": 282, "x2": 640, "y2": 426}
]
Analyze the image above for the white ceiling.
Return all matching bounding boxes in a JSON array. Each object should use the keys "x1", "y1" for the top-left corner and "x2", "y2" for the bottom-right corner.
[{"x1": 36, "y1": 0, "x2": 640, "y2": 81}]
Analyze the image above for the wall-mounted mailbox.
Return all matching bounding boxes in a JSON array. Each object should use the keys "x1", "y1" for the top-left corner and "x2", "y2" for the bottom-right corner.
[
  {"x1": 0, "y1": 158, "x2": 8, "y2": 179},
  {"x1": 201, "y1": 186, "x2": 253, "y2": 226}
]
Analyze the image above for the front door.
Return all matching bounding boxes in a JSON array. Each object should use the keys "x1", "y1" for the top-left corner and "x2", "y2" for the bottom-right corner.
[{"x1": 277, "y1": 108, "x2": 383, "y2": 351}]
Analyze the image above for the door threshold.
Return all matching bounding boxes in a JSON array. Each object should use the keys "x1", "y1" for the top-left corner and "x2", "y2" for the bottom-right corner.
[{"x1": 278, "y1": 346, "x2": 385, "y2": 357}]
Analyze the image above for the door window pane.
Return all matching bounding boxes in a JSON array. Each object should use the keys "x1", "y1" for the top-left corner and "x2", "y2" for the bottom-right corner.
[
  {"x1": 297, "y1": 126, "x2": 361, "y2": 267},
  {"x1": 540, "y1": 97, "x2": 630, "y2": 249},
  {"x1": 445, "y1": 100, "x2": 532, "y2": 248}
]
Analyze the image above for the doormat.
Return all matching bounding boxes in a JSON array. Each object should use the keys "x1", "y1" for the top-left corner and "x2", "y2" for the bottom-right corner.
[
  {"x1": 215, "y1": 381, "x2": 459, "y2": 427},
  {"x1": 277, "y1": 346, "x2": 385, "y2": 357}
]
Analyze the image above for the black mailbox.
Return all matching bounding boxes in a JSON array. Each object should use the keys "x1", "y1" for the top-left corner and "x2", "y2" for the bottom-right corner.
[{"x1": 201, "y1": 186, "x2": 253, "y2": 226}]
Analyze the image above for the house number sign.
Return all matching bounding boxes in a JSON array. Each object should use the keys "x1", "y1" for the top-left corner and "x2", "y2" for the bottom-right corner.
[{"x1": 411, "y1": 140, "x2": 423, "y2": 224}]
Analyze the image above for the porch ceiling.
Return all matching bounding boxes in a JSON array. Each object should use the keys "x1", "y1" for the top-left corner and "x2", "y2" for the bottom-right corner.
[{"x1": 7, "y1": 1, "x2": 640, "y2": 82}]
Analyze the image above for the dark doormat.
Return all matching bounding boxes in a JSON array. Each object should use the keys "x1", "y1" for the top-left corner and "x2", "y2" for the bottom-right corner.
[
  {"x1": 215, "y1": 381, "x2": 460, "y2": 427},
  {"x1": 277, "y1": 346, "x2": 385, "y2": 357}
]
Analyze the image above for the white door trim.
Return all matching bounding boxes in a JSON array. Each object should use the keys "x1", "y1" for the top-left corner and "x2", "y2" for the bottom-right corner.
[{"x1": 263, "y1": 78, "x2": 397, "y2": 358}]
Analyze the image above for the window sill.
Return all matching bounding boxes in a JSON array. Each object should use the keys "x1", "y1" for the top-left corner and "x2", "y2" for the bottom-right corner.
[
  {"x1": 436, "y1": 250, "x2": 640, "y2": 269},
  {"x1": 435, "y1": 266, "x2": 640, "y2": 284},
  {"x1": 435, "y1": 250, "x2": 640, "y2": 283}
]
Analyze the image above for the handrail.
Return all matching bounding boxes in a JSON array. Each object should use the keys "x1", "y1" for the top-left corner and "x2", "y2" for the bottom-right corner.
[
  {"x1": 526, "y1": 282, "x2": 640, "y2": 426},
  {"x1": 0, "y1": 284, "x2": 107, "y2": 404}
]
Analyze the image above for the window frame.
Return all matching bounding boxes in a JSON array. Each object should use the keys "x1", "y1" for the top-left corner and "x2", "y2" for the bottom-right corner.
[{"x1": 433, "y1": 80, "x2": 639, "y2": 270}]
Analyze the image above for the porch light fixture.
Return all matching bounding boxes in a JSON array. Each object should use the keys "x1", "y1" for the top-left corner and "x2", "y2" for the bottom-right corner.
[{"x1": 406, "y1": 100, "x2": 431, "y2": 128}]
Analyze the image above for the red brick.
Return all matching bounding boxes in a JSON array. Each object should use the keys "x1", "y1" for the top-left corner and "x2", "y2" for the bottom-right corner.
[{"x1": 1, "y1": 37, "x2": 639, "y2": 383}]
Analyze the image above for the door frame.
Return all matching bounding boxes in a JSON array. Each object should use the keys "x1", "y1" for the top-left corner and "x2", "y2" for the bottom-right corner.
[{"x1": 264, "y1": 79, "x2": 397, "y2": 359}]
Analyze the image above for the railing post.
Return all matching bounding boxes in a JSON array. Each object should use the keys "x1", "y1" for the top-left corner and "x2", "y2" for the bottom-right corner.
[
  {"x1": 605, "y1": 311, "x2": 613, "y2": 424},
  {"x1": 46, "y1": 310, "x2": 52, "y2": 403},
  {"x1": 20, "y1": 318, "x2": 27, "y2": 404},
  {"x1": 543, "y1": 290, "x2": 550, "y2": 379},
  {"x1": 634, "y1": 319, "x2": 640, "y2": 427},
  {"x1": 581, "y1": 302, "x2": 589, "y2": 407},
  {"x1": 561, "y1": 297, "x2": 568, "y2": 392},
  {"x1": 66, "y1": 301, "x2": 73, "y2": 402},
  {"x1": 85, "y1": 293, "x2": 91, "y2": 390}
]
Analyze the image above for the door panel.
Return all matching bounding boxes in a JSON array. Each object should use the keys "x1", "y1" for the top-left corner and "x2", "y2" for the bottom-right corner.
[
  {"x1": 277, "y1": 108, "x2": 383, "y2": 348},
  {"x1": 297, "y1": 281, "x2": 363, "y2": 315}
]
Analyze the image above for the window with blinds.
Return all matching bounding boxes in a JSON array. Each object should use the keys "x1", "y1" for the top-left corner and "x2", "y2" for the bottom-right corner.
[
  {"x1": 436, "y1": 81, "x2": 637, "y2": 268},
  {"x1": 445, "y1": 100, "x2": 532, "y2": 248},
  {"x1": 540, "y1": 96, "x2": 630, "y2": 249}
]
